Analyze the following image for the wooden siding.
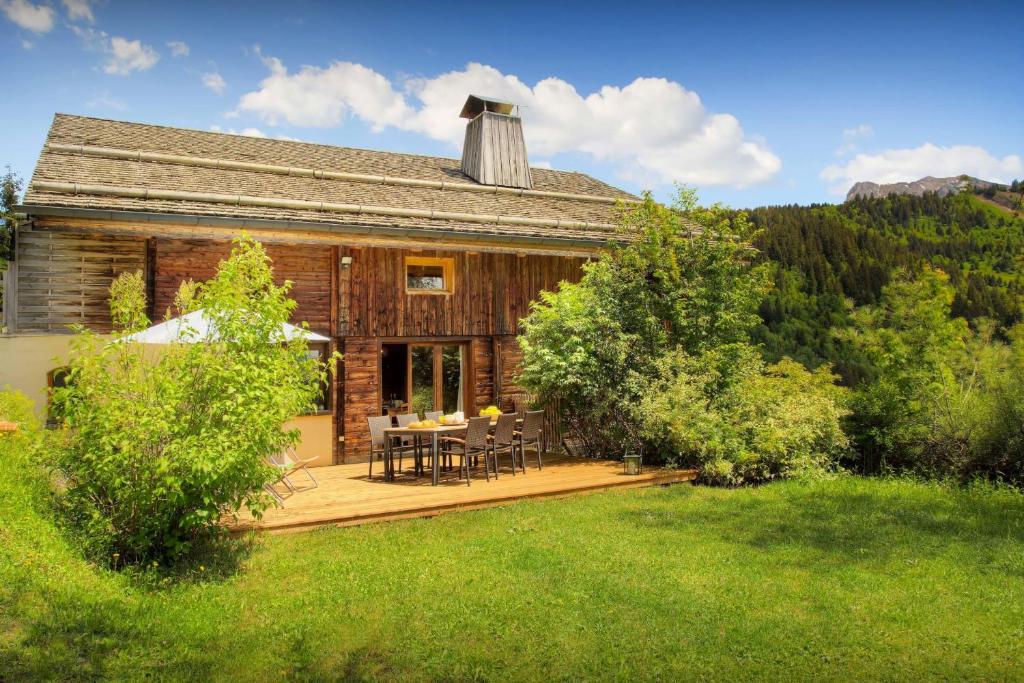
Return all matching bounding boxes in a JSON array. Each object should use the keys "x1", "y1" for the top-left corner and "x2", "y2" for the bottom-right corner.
[
  {"x1": 15, "y1": 230, "x2": 146, "y2": 333},
  {"x1": 152, "y1": 238, "x2": 332, "y2": 333},
  {"x1": 471, "y1": 337, "x2": 494, "y2": 413},
  {"x1": 495, "y1": 334, "x2": 526, "y2": 409},
  {"x1": 342, "y1": 337, "x2": 379, "y2": 462},
  {"x1": 342, "y1": 247, "x2": 585, "y2": 337}
]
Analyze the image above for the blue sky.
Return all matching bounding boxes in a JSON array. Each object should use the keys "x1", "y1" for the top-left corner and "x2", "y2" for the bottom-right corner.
[{"x1": 1, "y1": 0, "x2": 1021, "y2": 207}]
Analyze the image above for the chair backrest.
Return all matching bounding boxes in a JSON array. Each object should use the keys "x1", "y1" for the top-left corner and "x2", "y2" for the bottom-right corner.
[
  {"x1": 396, "y1": 413, "x2": 419, "y2": 428},
  {"x1": 425, "y1": 410, "x2": 443, "y2": 422},
  {"x1": 464, "y1": 416, "x2": 492, "y2": 450},
  {"x1": 521, "y1": 410, "x2": 544, "y2": 442},
  {"x1": 367, "y1": 415, "x2": 392, "y2": 449},
  {"x1": 493, "y1": 413, "x2": 516, "y2": 445}
]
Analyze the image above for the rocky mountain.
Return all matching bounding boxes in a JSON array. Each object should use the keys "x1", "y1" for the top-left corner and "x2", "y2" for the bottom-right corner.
[{"x1": 846, "y1": 175, "x2": 997, "y2": 201}]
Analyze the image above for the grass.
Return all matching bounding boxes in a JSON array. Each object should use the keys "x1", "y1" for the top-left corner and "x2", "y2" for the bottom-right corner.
[{"x1": 2, "y1": 435, "x2": 1024, "y2": 681}]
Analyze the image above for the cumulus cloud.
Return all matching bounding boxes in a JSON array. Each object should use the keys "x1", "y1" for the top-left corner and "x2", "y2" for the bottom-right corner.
[
  {"x1": 234, "y1": 57, "x2": 780, "y2": 187},
  {"x1": 0, "y1": 0, "x2": 55, "y2": 33},
  {"x1": 202, "y1": 71, "x2": 226, "y2": 95},
  {"x1": 167, "y1": 40, "x2": 189, "y2": 57},
  {"x1": 72, "y1": 26, "x2": 160, "y2": 75},
  {"x1": 62, "y1": 0, "x2": 93, "y2": 22},
  {"x1": 821, "y1": 143, "x2": 1024, "y2": 195}
]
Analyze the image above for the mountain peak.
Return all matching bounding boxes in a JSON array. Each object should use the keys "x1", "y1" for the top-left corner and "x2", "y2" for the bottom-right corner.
[{"x1": 845, "y1": 175, "x2": 1001, "y2": 202}]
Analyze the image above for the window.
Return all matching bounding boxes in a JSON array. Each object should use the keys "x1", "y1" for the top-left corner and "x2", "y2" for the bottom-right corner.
[
  {"x1": 47, "y1": 366, "x2": 74, "y2": 427},
  {"x1": 405, "y1": 257, "x2": 454, "y2": 294},
  {"x1": 306, "y1": 342, "x2": 332, "y2": 413}
]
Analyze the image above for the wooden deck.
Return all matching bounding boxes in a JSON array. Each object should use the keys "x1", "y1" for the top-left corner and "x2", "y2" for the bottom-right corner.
[{"x1": 231, "y1": 454, "x2": 697, "y2": 533}]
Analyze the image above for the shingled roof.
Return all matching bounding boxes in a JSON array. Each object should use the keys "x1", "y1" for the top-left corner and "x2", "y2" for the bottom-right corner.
[{"x1": 23, "y1": 114, "x2": 639, "y2": 248}]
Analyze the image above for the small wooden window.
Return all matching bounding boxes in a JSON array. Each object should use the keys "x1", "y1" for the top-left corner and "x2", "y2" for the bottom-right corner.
[{"x1": 405, "y1": 257, "x2": 454, "y2": 295}]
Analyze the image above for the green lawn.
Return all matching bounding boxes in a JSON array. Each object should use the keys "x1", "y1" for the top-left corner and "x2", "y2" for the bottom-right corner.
[{"x1": 2, "y1": 445, "x2": 1023, "y2": 680}]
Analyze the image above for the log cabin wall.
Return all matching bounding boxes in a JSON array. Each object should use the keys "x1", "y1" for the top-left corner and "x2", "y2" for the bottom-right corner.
[
  {"x1": 12, "y1": 227, "x2": 586, "y2": 463},
  {"x1": 152, "y1": 238, "x2": 333, "y2": 334},
  {"x1": 341, "y1": 247, "x2": 586, "y2": 337},
  {"x1": 338, "y1": 247, "x2": 586, "y2": 462}
]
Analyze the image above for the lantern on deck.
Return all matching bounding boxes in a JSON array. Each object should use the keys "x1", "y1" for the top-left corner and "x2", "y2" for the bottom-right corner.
[{"x1": 623, "y1": 453, "x2": 642, "y2": 475}]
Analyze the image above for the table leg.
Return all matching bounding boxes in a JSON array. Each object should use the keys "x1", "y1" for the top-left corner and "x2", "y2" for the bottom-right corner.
[
  {"x1": 384, "y1": 434, "x2": 392, "y2": 481},
  {"x1": 432, "y1": 432, "x2": 440, "y2": 486}
]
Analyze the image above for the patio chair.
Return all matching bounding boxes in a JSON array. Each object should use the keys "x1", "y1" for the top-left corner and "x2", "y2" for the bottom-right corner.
[
  {"x1": 395, "y1": 412, "x2": 422, "y2": 474},
  {"x1": 514, "y1": 410, "x2": 545, "y2": 470},
  {"x1": 439, "y1": 416, "x2": 493, "y2": 486},
  {"x1": 366, "y1": 415, "x2": 415, "y2": 479},
  {"x1": 273, "y1": 446, "x2": 319, "y2": 490},
  {"x1": 489, "y1": 413, "x2": 520, "y2": 477}
]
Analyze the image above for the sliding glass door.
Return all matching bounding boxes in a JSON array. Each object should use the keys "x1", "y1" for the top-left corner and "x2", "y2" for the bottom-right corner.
[{"x1": 408, "y1": 343, "x2": 465, "y2": 415}]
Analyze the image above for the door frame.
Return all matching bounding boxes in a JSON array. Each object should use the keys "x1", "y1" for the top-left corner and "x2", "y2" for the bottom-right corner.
[{"x1": 377, "y1": 337, "x2": 474, "y2": 417}]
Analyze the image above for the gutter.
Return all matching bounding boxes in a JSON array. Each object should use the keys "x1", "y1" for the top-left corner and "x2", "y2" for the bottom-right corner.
[{"x1": 29, "y1": 181, "x2": 618, "y2": 233}]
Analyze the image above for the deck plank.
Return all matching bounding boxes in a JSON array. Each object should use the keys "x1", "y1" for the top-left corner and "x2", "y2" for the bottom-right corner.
[{"x1": 230, "y1": 454, "x2": 696, "y2": 533}]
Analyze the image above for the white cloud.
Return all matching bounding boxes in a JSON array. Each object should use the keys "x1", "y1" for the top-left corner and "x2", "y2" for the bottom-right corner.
[
  {"x1": 72, "y1": 26, "x2": 160, "y2": 76},
  {"x1": 532, "y1": 160, "x2": 552, "y2": 170},
  {"x1": 202, "y1": 71, "x2": 226, "y2": 95},
  {"x1": 835, "y1": 124, "x2": 874, "y2": 156},
  {"x1": 167, "y1": 40, "x2": 189, "y2": 57},
  {"x1": 209, "y1": 125, "x2": 301, "y2": 142},
  {"x1": 104, "y1": 36, "x2": 159, "y2": 75},
  {"x1": 0, "y1": 0, "x2": 55, "y2": 33},
  {"x1": 62, "y1": 0, "x2": 93, "y2": 22},
  {"x1": 234, "y1": 57, "x2": 781, "y2": 188},
  {"x1": 821, "y1": 143, "x2": 1024, "y2": 195}
]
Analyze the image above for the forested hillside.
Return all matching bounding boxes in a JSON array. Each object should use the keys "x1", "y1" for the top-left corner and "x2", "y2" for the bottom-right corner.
[{"x1": 749, "y1": 192, "x2": 1024, "y2": 383}]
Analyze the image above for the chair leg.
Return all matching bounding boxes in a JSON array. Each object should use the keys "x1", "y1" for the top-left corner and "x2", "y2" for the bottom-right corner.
[
  {"x1": 463, "y1": 453, "x2": 470, "y2": 486},
  {"x1": 535, "y1": 441, "x2": 542, "y2": 470}
]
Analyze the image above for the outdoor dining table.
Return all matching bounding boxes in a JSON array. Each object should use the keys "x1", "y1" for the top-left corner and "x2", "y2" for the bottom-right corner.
[{"x1": 382, "y1": 423, "x2": 468, "y2": 486}]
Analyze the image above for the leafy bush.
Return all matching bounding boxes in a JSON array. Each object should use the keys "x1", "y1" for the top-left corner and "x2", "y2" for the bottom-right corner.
[
  {"x1": 53, "y1": 237, "x2": 335, "y2": 563},
  {"x1": 638, "y1": 346, "x2": 849, "y2": 485},
  {"x1": 841, "y1": 266, "x2": 1024, "y2": 483},
  {"x1": 519, "y1": 187, "x2": 846, "y2": 482}
]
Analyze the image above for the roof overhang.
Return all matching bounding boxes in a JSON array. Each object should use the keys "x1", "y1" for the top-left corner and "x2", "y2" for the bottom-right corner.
[{"x1": 17, "y1": 204, "x2": 621, "y2": 257}]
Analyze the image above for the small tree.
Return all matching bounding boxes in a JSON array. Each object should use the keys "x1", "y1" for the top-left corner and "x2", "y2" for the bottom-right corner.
[
  {"x1": 54, "y1": 236, "x2": 336, "y2": 563},
  {"x1": 0, "y1": 166, "x2": 22, "y2": 263}
]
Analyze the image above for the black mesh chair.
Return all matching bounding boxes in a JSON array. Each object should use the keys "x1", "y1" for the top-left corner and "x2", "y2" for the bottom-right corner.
[
  {"x1": 514, "y1": 410, "x2": 545, "y2": 470},
  {"x1": 490, "y1": 413, "x2": 520, "y2": 476},
  {"x1": 439, "y1": 416, "x2": 493, "y2": 486}
]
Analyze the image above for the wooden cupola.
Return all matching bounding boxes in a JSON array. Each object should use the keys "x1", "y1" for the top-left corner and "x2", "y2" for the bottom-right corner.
[{"x1": 459, "y1": 94, "x2": 533, "y2": 190}]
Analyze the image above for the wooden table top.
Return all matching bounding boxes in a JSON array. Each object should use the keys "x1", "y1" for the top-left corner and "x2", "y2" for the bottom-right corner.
[{"x1": 383, "y1": 424, "x2": 468, "y2": 436}]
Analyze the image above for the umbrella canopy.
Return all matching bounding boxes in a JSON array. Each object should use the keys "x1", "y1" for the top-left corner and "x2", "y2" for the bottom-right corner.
[{"x1": 123, "y1": 309, "x2": 330, "y2": 344}]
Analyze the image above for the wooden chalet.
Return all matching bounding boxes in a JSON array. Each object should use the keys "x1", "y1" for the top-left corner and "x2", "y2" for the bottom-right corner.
[{"x1": 2, "y1": 97, "x2": 638, "y2": 466}]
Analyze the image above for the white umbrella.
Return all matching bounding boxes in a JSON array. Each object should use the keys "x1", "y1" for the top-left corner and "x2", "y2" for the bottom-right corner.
[{"x1": 123, "y1": 309, "x2": 330, "y2": 344}]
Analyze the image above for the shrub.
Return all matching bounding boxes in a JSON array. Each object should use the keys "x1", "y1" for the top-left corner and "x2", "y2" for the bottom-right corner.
[
  {"x1": 638, "y1": 346, "x2": 849, "y2": 485},
  {"x1": 519, "y1": 188, "x2": 771, "y2": 459},
  {"x1": 53, "y1": 237, "x2": 336, "y2": 563}
]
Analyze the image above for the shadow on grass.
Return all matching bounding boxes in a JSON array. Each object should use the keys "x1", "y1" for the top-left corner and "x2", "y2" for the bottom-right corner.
[
  {"x1": 1, "y1": 534, "x2": 261, "y2": 681},
  {"x1": 621, "y1": 477, "x2": 1024, "y2": 573}
]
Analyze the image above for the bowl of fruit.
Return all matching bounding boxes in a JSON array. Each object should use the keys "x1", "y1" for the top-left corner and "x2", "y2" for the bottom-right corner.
[
  {"x1": 480, "y1": 405, "x2": 502, "y2": 422},
  {"x1": 408, "y1": 419, "x2": 438, "y2": 429},
  {"x1": 439, "y1": 414, "x2": 466, "y2": 426}
]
